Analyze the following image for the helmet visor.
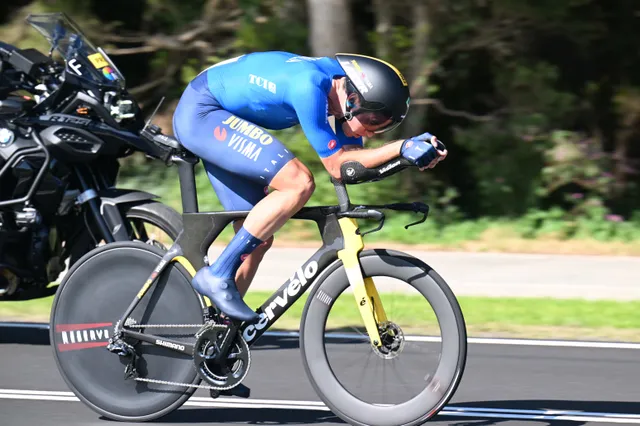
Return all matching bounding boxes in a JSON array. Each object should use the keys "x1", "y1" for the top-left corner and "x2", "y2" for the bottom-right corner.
[
  {"x1": 345, "y1": 80, "x2": 405, "y2": 134},
  {"x1": 352, "y1": 109, "x2": 403, "y2": 134}
]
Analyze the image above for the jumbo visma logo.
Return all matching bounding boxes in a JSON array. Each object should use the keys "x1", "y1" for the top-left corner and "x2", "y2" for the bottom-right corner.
[
  {"x1": 221, "y1": 116, "x2": 274, "y2": 146},
  {"x1": 218, "y1": 116, "x2": 275, "y2": 162}
]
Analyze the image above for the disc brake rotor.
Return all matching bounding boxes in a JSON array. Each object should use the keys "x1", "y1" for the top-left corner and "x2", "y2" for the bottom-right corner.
[{"x1": 372, "y1": 321, "x2": 405, "y2": 360}]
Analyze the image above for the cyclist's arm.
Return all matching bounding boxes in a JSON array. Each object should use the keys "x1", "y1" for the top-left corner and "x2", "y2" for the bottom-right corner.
[
  {"x1": 322, "y1": 139, "x2": 405, "y2": 178},
  {"x1": 325, "y1": 119, "x2": 406, "y2": 177},
  {"x1": 290, "y1": 76, "x2": 405, "y2": 179}
]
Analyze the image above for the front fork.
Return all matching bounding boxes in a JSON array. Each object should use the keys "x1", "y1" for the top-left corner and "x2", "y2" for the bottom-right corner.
[{"x1": 337, "y1": 218, "x2": 388, "y2": 347}]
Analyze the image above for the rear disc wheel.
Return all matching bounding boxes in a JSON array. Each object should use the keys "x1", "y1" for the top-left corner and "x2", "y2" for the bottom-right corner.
[{"x1": 50, "y1": 241, "x2": 205, "y2": 422}]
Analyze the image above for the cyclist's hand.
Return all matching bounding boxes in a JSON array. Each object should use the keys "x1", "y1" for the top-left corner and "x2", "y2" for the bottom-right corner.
[{"x1": 400, "y1": 132, "x2": 448, "y2": 170}]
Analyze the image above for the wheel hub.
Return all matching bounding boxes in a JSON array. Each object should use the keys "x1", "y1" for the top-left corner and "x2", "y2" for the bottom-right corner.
[{"x1": 372, "y1": 321, "x2": 405, "y2": 359}]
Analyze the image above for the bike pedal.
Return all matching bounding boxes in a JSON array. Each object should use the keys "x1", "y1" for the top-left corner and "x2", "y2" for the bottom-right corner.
[{"x1": 210, "y1": 383, "x2": 250, "y2": 399}]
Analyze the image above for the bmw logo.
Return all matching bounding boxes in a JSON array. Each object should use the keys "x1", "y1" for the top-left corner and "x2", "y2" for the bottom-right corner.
[{"x1": 0, "y1": 128, "x2": 15, "y2": 147}]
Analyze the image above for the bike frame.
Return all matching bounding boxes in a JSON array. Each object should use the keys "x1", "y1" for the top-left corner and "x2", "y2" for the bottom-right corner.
[{"x1": 113, "y1": 152, "x2": 428, "y2": 356}]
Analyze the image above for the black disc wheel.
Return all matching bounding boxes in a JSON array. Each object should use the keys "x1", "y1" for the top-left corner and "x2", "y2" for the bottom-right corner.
[
  {"x1": 300, "y1": 249, "x2": 467, "y2": 426},
  {"x1": 50, "y1": 241, "x2": 205, "y2": 422}
]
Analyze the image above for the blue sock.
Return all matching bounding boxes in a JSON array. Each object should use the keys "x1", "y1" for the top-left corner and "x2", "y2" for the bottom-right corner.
[{"x1": 208, "y1": 226, "x2": 263, "y2": 280}]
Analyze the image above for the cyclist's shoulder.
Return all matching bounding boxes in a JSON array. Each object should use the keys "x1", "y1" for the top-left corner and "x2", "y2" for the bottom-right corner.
[{"x1": 287, "y1": 65, "x2": 341, "y2": 98}]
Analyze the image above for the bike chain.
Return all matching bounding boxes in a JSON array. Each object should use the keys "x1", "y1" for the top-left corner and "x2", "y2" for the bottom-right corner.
[
  {"x1": 132, "y1": 376, "x2": 221, "y2": 390},
  {"x1": 122, "y1": 322, "x2": 251, "y2": 391},
  {"x1": 126, "y1": 323, "x2": 204, "y2": 328}
]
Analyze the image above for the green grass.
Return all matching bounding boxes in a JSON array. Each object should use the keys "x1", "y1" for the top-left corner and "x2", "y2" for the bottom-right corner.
[
  {"x1": 112, "y1": 158, "x2": 640, "y2": 257},
  {"x1": 4, "y1": 292, "x2": 640, "y2": 342}
]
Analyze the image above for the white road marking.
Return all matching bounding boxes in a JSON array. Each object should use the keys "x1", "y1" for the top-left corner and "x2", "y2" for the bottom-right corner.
[
  {"x1": 448, "y1": 406, "x2": 640, "y2": 419},
  {"x1": 266, "y1": 330, "x2": 640, "y2": 350},
  {"x1": 2, "y1": 389, "x2": 640, "y2": 423},
  {"x1": 440, "y1": 411, "x2": 640, "y2": 424},
  {"x1": 3, "y1": 322, "x2": 640, "y2": 349}
]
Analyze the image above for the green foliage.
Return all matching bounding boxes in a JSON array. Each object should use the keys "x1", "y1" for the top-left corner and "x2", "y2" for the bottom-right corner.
[
  {"x1": 3, "y1": 0, "x2": 640, "y2": 246},
  {"x1": 538, "y1": 131, "x2": 614, "y2": 199},
  {"x1": 235, "y1": 0, "x2": 308, "y2": 53},
  {"x1": 236, "y1": 18, "x2": 308, "y2": 53}
]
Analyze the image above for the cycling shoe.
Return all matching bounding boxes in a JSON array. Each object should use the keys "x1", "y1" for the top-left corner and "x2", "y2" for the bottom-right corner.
[{"x1": 192, "y1": 268, "x2": 259, "y2": 323}]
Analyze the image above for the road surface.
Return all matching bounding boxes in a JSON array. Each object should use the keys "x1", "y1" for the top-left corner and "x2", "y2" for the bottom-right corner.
[{"x1": 1, "y1": 324, "x2": 640, "y2": 425}]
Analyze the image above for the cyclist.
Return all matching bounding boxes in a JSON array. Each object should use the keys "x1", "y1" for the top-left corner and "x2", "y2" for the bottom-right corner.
[{"x1": 172, "y1": 51, "x2": 447, "y2": 324}]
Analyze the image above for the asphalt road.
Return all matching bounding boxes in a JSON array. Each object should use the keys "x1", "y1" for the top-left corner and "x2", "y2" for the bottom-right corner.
[
  {"x1": 1, "y1": 324, "x2": 640, "y2": 426},
  {"x1": 205, "y1": 247, "x2": 640, "y2": 301}
]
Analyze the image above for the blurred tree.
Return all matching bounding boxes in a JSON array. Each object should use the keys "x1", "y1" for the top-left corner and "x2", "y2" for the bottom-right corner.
[
  {"x1": 306, "y1": 0, "x2": 356, "y2": 56},
  {"x1": 2, "y1": 0, "x2": 640, "y2": 223}
]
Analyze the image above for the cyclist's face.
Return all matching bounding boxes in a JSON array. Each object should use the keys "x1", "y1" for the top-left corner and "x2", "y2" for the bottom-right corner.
[{"x1": 341, "y1": 89, "x2": 397, "y2": 137}]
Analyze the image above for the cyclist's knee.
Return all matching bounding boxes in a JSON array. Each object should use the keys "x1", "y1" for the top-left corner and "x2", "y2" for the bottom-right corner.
[
  {"x1": 297, "y1": 171, "x2": 315, "y2": 202},
  {"x1": 273, "y1": 159, "x2": 315, "y2": 201}
]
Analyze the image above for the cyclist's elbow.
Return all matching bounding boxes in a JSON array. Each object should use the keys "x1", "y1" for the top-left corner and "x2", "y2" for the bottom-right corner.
[
  {"x1": 321, "y1": 153, "x2": 344, "y2": 180},
  {"x1": 325, "y1": 163, "x2": 343, "y2": 180}
]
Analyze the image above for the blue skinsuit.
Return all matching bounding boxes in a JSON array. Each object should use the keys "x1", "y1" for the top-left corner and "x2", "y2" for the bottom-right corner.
[{"x1": 172, "y1": 51, "x2": 363, "y2": 210}]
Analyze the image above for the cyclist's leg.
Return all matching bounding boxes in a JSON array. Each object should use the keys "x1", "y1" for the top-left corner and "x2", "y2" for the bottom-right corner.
[
  {"x1": 233, "y1": 220, "x2": 273, "y2": 296},
  {"x1": 173, "y1": 85, "x2": 312, "y2": 321},
  {"x1": 227, "y1": 158, "x2": 315, "y2": 294},
  {"x1": 198, "y1": 136, "x2": 315, "y2": 298},
  {"x1": 200, "y1": 161, "x2": 275, "y2": 296}
]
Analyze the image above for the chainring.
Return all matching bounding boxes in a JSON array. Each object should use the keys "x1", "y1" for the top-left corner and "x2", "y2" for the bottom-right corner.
[{"x1": 193, "y1": 323, "x2": 251, "y2": 390}]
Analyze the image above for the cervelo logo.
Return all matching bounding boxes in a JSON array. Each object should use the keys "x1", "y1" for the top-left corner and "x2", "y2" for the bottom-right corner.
[
  {"x1": 249, "y1": 74, "x2": 277, "y2": 94},
  {"x1": 55, "y1": 322, "x2": 112, "y2": 352},
  {"x1": 243, "y1": 260, "x2": 319, "y2": 342},
  {"x1": 155, "y1": 339, "x2": 185, "y2": 351}
]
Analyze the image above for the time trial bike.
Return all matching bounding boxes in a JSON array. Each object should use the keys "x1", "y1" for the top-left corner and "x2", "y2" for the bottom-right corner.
[{"x1": 49, "y1": 124, "x2": 467, "y2": 426}]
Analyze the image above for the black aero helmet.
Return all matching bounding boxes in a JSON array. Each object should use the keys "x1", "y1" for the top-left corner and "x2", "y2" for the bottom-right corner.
[{"x1": 335, "y1": 53, "x2": 410, "y2": 134}]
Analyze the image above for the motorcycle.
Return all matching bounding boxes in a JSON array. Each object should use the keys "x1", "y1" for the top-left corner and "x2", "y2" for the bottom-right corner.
[{"x1": 0, "y1": 13, "x2": 185, "y2": 301}]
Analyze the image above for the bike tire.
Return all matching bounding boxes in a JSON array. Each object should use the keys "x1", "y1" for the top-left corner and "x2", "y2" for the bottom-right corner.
[
  {"x1": 299, "y1": 248, "x2": 467, "y2": 426},
  {"x1": 123, "y1": 200, "x2": 183, "y2": 242},
  {"x1": 68, "y1": 201, "x2": 182, "y2": 267},
  {"x1": 50, "y1": 241, "x2": 205, "y2": 422}
]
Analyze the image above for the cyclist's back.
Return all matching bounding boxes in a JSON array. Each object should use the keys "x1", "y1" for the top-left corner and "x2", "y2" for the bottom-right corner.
[
  {"x1": 190, "y1": 51, "x2": 345, "y2": 132},
  {"x1": 172, "y1": 51, "x2": 357, "y2": 215}
]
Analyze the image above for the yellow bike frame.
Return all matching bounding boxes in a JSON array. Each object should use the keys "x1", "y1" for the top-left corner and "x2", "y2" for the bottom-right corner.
[{"x1": 337, "y1": 217, "x2": 388, "y2": 347}]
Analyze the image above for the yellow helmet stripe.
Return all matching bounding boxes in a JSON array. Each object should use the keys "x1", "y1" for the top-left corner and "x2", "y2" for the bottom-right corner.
[{"x1": 336, "y1": 53, "x2": 408, "y2": 87}]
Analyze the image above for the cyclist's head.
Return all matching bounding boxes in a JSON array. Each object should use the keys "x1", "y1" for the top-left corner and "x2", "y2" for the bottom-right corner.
[{"x1": 335, "y1": 53, "x2": 410, "y2": 135}]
